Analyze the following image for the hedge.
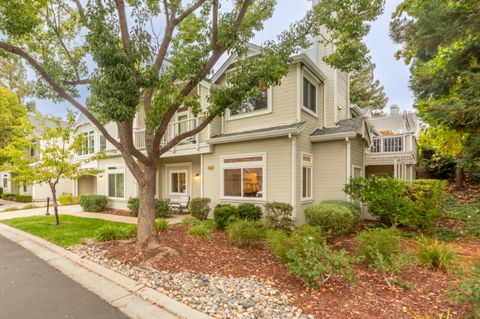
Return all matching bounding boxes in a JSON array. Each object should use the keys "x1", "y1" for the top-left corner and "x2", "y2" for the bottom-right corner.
[{"x1": 80, "y1": 195, "x2": 108, "y2": 212}]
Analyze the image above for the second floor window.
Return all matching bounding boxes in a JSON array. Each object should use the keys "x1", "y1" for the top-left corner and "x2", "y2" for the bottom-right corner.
[
  {"x1": 177, "y1": 115, "x2": 189, "y2": 135},
  {"x1": 230, "y1": 90, "x2": 268, "y2": 116},
  {"x1": 303, "y1": 77, "x2": 317, "y2": 113},
  {"x1": 100, "y1": 135, "x2": 106, "y2": 151},
  {"x1": 78, "y1": 131, "x2": 95, "y2": 155}
]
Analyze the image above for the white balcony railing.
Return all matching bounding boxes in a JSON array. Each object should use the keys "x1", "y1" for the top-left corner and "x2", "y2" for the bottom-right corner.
[
  {"x1": 369, "y1": 135, "x2": 405, "y2": 153},
  {"x1": 133, "y1": 117, "x2": 202, "y2": 149}
]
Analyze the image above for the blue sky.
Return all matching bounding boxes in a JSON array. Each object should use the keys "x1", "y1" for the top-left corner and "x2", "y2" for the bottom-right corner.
[{"x1": 34, "y1": 0, "x2": 413, "y2": 117}]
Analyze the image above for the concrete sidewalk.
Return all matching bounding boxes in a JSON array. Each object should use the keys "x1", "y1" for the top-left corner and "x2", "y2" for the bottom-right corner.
[
  {"x1": 0, "y1": 223, "x2": 212, "y2": 319},
  {"x1": 0, "y1": 204, "x2": 188, "y2": 225}
]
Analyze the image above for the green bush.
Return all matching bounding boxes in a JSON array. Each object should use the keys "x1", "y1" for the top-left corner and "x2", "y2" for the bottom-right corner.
[
  {"x1": 188, "y1": 222, "x2": 213, "y2": 240},
  {"x1": 155, "y1": 218, "x2": 169, "y2": 233},
  {"x1": 155, "y1": 198, "x2": 171, "y2": 218},
  {"x1": 15, "y1": 195, "x2": 32, "y2": 203},
  {"x1": 420, "y1": 148, "x2": 456, "y2": 180},
  {"x1": 181, "y1": 216, "x2": 201, "y2": 227},
  {"x1": 452, "y1": 263, "x2": 480, "y2": 318},
  {"x1": 226, "y1": 219, "x2": 265, "y2": 248},
  {"x1": 127, "y1": 197, "x2": 171, "y2": 218},
  {"x1": 95, "y1": 224, "x2": 137, "y2": 242},
  {"x1": 0, "y1": 187, "x2": 3, "y2": 197},
  {"x1": 321, "y1": 199, "x2": 361, "y2": 224},
  {"x1": 356, "y1": 227, "x2": 402, "y2": 265},
  {"x1": 213, "y1": 204, "x2": 238, "y2": 229},
  {"x1": 59, "y1": 194, "x2": 79, "y2": 205},
  {"x1": 417, "y1": 237, "x2": 457, "y2": 273},
  {"x1": 264, "y1": 202, "x2": 295, "y2": 231},
  {"x1": 266, "y1": 226, "x2": 324, "y2": 263},
  {"x1": 286, "y1": 238, "x2": 356, "y2": 289},
  {"x1": 237, "y1": 203, "x2": 262, "y2": 221},
  {"x1": 305, "y1": 203, "x2": 356, "y2": 237},
  {"x1": 189, "y1": 197, "x2": 211, "y2": 220},
  {"x1": 345, "y1": 176, "x2": 446, "y2": 228},
  {"x1": 127, "y1": 197, "x2": 140, "y2": 217},
  {"x1": 80, "y1": 195, "x2": 108, "y2": 212},
  {"x1": 2, "y1": 193, "x2": 16, "y2": 201}
]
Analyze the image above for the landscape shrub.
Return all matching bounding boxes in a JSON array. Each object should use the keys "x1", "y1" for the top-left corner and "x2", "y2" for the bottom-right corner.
[
  {"x1": 266, "y1": 226, "x2": 324, "y2": 263},
  {"x1": 286, "y1": 238, "x2": 356, "y2": 289},
  {"x1": 189, "y1": 197, "x2": 211, "y2": 220},
  {"x1": 1, "y1": 193, "x2": 16, "y2": 201},
  {"x1": 95, "y1": 224, "x2": 137, "y2": 242},
  {"x1": 155, "y1": 198, "x2": 171, "y2": 218},
  {"x1": 345, "y1": 176, "x2": 446, "y2": 228},
  {"x1": 305, "y1": 203, "x2": 356, "y2": 237},
  {"x1": 0, "y1": 187, "x2": 3, "y2": 197},
  {"x1": 59, "y1": 194, "x2": 80, "y2": 205},
  {"x1": 417, "y1": 237, "x2": 457, "y2": 273},
  {"x1": 237, "y1": 203, "x2": 262, "y2": 221},
  {"x1": 188, "y1": 222, "x2": 213, "y2": 240},
  {"x1": 155, "y1": 218, "x2": 169, "y2": 233},
  {"x1": 321, "y1": 200, "x2": 361, "y2": 224},
  {"x1": 452, "y1": 262, "x2": 480, "y2": 318},
  {"x1": 356, "y1": 227, "x2": 402, "y2": 265},
  {"x1": 264, "y1": 202, "x2": 295, "y2": 231},
  {"x1": 213, "y1": 204, "x2": 238, "y2": 229},
  {"x1": 80, "y1": 195, "x2": 107, "y2": 212},
  {"x1": 128, "y1": 197, "x2": 171, "y2": 218},
  {"x1": 15, "y1": 195, "x2": 32, "y2": 203},
  {"x1": 420, "y1": 148, "x2": 456, "y2": 180},
  {"x1": 181, "y1": 216, "x2": 201, "y2": 227},
  {"x1": 127, "y1": 197, "x2": 140, "y2": 217},
  {"x1": 226, "y1": 219, "x2": 265, "y2": 248}
]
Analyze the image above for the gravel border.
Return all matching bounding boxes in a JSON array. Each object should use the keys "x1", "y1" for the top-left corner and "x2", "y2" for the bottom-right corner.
[{"x1": 70, "y1": 244, "x2": 314, "y2": 319}]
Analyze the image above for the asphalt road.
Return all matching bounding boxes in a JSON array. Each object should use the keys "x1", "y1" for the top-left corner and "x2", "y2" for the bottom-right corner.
[{"x1": 0, "y1": 234, "x2": 129, "y2": 319}]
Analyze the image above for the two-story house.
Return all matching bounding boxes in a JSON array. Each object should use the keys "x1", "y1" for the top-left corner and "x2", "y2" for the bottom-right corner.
[
  {"x1": 0, "y1": 115, "x2": 73, "y2": 201},
  {"x1": 71, "y1": 39, "x2": 417, "y2": 223}
]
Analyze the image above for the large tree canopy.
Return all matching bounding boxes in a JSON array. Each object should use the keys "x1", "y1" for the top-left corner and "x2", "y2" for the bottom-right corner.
[
  {"x1": 0, "y1": 0, "x2": 384, "y2": 245},
  {"x1": 0, "y1": 57, "x2": 36, "y2": 111},
  {"x1": 349, "y1": 56, "x2": 388, "y2": 110},
  {"x1": 0, "y1": 86, "x2": 29, "y2": 151}
]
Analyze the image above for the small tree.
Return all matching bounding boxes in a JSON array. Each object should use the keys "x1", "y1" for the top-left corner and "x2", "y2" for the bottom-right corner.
[
  {"x1": 0, "y1": 113, "x2": 99, "y2": 225},
  {"x1": 0, "y1": 86, "x2": 29, "y2": 152}
]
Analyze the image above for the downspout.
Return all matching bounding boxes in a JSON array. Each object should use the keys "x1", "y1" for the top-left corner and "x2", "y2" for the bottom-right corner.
[
  {"x1": 200, "y1": 154, "x2": 204, "y2": 197},
  {"x1": 290, "y1": 133, "x2": 297, "y2": 218},
  {"x1": 345, "y1": 137, "x2": 351, "y2": 201}
]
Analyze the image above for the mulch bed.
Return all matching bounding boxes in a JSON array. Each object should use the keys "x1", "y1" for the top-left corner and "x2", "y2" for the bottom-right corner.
[
  {"x1": 103, "y1": 223, "x2": 476, "y2": 319},
  {"x1": 101, "y1": 209, "x2": 132, "y2": 217}
]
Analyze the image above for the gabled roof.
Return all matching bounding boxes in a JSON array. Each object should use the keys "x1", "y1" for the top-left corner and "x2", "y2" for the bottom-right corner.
[
  {"x1": 211, "y1": 43, "x2": 262, "y2": 84},
  {"x1": 74, "y1": 112, "x2": 93, "y2": 129},
  {"x1": 208, "y1": 122, "x2": 304, "y2": 144}
]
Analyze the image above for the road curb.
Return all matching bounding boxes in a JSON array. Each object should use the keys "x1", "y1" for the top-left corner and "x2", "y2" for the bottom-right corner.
[{"x1": 0, "y1": 223, "x2": 213, "y2": 319}]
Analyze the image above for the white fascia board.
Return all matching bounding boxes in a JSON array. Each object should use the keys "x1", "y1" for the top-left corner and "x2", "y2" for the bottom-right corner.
[
  {"x1": 207, "y1": 126, "x2": 303, "y2": 145},
  {"x1": 310, "y1": 131, "x2": 357, "y2": 142}
]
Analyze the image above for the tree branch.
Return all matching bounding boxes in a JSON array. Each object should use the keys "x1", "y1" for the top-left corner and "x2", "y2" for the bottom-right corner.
[
  {"x1": 174, "y1": 0, "x2": 207, "y2": 25},
  {"x1": 72, "y1": 0, "x2": 85, "y2": 19},
  {"x1": 115, "y1": 0, "x2": 133, "y2": 62},
  {"x1": 211, "y1": 0, "x2": 219, "y2": 49},
  {"x1": 63, "y1": 79, "x2": 90, "y2": 85},
  {"x1": 117, "y1": 120, "x2": 150, "y2": 165},
  {"x1": 159, "y1": 115, "x2": 214, "y2": 155},
  {"x1": 0, "y1": 41, "x2": 122, "y2": 151}
]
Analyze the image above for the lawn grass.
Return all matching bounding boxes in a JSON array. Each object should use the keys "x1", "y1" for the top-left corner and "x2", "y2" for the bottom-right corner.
[{"x1": 1, "y1": 215, "x2": 131, "y2": 247}]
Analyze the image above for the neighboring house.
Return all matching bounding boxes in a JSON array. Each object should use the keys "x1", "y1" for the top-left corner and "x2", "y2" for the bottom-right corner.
[
  {"x1": 0, "y1": 115, "x2": 73, "y2": 201},
  {"x1": 71, "y1": 40, "x2": 418, "y2": 223},
  {"x1": 364, "y1": 105, "x2": 418, "y2": 181}
]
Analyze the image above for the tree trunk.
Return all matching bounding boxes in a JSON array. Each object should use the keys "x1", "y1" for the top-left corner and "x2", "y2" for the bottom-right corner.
[
  {"x1": 455, "y1": 164, "x2": 465, "y2": 190},
  {"x1": 49, "y1": 184, "x2": 60, "y2": 225},
  {"x1": 136, "y1": 164, "x2": 158, "y2": 246}
]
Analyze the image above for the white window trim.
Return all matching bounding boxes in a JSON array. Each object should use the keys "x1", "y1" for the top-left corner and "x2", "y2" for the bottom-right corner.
[
  {"x1": 220, "y1": 152, "x2": 267, "y2": 202},
  {"x1": 226, "y1": 88, "x2": 273, "y2": 121},
  {"x1": 301, "y1": 152, "x2": 313, "y2": 202},
  {"x1": 169, "y1": 169, "x2": 188, "y2": 196},
  {"x1": 107, "y1": 166, "x2": 126, "y2": 200},
  {"x1": 301, "y1": 69, "x2": 319, "y2": 118}
]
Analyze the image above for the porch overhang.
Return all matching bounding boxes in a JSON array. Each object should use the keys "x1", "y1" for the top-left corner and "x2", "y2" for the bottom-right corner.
[{"x1": 365, "y1": 152, "x2": 417, "y2": 166}]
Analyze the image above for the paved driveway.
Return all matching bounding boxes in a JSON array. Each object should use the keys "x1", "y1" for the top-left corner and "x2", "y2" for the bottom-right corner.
[{"x1": 0, "y1": 234, "x2": 130, "y2": 319}]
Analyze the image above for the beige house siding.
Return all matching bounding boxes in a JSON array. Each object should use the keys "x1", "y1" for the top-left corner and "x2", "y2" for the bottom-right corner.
[
  {"x1": 219, "y1": 64, "x2": 298, "y2": 134},
  {"x1": 202, "y1": 138, "x2": 292, "y2": 210},
  {"x1": 336, "y1": 71, "x2": 349, "y2": 121},
  {"x1": 312, "y1": 139, "x2": 348, "y2": 202},
  {"x1": 33, "y1": 179, "x2": 73, "y2": 201},
  {"x1": 350, "y1": 136, "x2": 366, "y2": 175},
  {"x1": 316, "y1": 43, "x2": 336, "y2": 127}
]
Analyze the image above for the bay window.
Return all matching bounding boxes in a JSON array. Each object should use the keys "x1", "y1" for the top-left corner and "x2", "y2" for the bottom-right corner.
[
  {"x1": 221, "y1": 154, "x2": 265, "y2": 199},
  {"x1": 303, "y1": 76, "x2": 317, "y2": 113}
]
